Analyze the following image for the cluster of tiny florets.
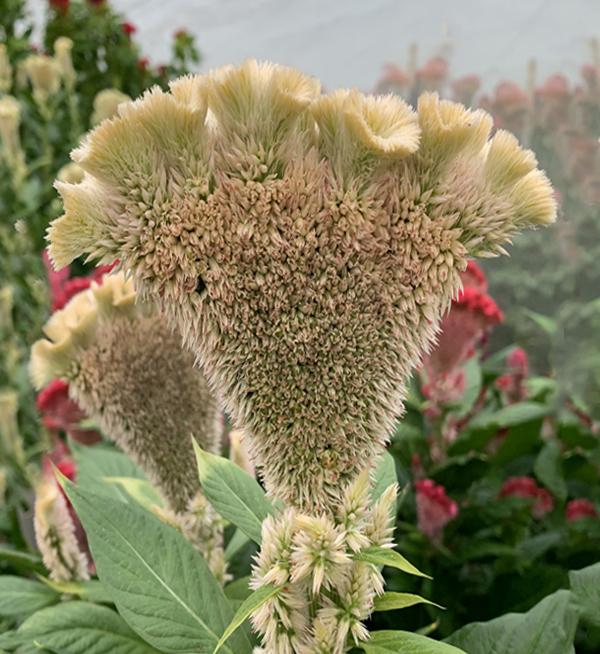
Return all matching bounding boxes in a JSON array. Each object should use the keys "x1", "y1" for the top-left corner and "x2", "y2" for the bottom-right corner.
[
  {"x1": 47, "y1": 60, "x2": 556, "y2": 512},
  {"x1": 251, "y1": 471, "x2": 397, "y2": 654},
  {"x1": 30, "y1": 272, "x2": 222, "y2": 512}
]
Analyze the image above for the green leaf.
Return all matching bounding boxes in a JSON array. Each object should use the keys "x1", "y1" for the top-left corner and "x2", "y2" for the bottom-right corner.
[
  {"x1": 373, "y1": 592, "x2": 443, "y2": 612},
  {"x1": 213, "y1": 583, "x2": 281, "y2": 654},
  {"x1": 224, "y1": 577, "x2": 253, "y2": 603},
  {"x1": 0, "y1": 576, "x2": 58, "y2": 617},
  {"x1": 71, "y1": 442, "x2": 146, "y2": 502},
  {"x1": 193, "y1": 440, "x2": 276, "y2": 544},
  {"x1": 354, "y1": 546, "x2": 431, "y2": 579},
  {"x1": 523, "y1": 309, "x2": 557, "y2": 336},
  {"x1": 103, "y1": 476, "x2": 165, "y2": 511},
  {"x1": 570, "y1": 562, "x2": 600, "y2": 627},
  {"x1": 38, "y1": 578, "x2": 114, "y2": 604},
  {"x1": 62, "y1": 479, "x2": 252, "y2": 654},
  {"x1": 454, "y1": 358, "x2": 482, "y2": 419},
  {"x1": 363, "y1": 630, "x2": 466, "y2": 653},
  {"x1": 445, "y1": 590, "x2": 577, "y2": 654},
  {"x1": 18, "y1": 602, "x2": 161, "y2": 654},
  {"x1": 534, "y1": 441, "x2": 567, "y2": 502},
  {"x1": 470, "y1": 402, "x2": 548, "y2": 430},
  {"x1": 370, "y1": 452, "x2": 398, "y2": 505},
  {"x1": 225, "y1": 529, "x2": 251, "y2": 562},
  {"x1": 0, "y1": 547, "x2": 44, "y2": 573}
]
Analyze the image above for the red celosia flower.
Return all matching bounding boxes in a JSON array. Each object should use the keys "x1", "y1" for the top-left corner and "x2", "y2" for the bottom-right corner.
[
  {"x1": 536, "y1": 74, "x2": 569, "y2": 101},
  {"x1": 49, "y1": 0, "x2": 69, "y2": 11},
  {"x1": 494, "y1": 81, "x2": 529, "y2": 111},
  {"x1": 415, "y1": 479, "x2": 458, "y2": 541},
  {"x1": 496, "y1": 347, "x2": 528, "y2": 402},
  {"x1": 375, "y1": 64, "x2": 411, "y2": 95},
  {"x1": 43, "y1": 249, "x2": 115, "y2": 311},
  {"x1": 137, "y1": 58, "x2": 149, "y2": 70},
  {"x1": 36, "y1": 379, "x2": 101, "y2": 445},
  {"x1": 461, "y1": 261, "x2": 487, "y2": 292},
  {"x1": 122, "y1": 22, "x2": 137, "y2": 36},
  {"x1": 566, "y1": 499, "x2": 598, "y2": 522},
  {"x1": 499, "y1": 476, "x2": 554, "y2": 518},
  {"x1": 451, "y1": 74, "x2": 481, "y2": 105},
  {"x1": 417, "y1": 57, "x2": 448, "y2": 88}
]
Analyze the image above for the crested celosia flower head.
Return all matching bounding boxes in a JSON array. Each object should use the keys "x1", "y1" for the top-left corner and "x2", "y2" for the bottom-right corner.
[
  {"x1": 421, "y1": 262, "x2": 503, "y2": 401},
  {"x1": 414, "y1": 478, "x2": 457, "y2": 541},
  {"x1": 0, "y1": 95, "x2": 23, "y2": 169},
  {"x1": 30, "y1": 272, "x2": 222, "y2": 513},
  {"x1": 47, "y1": 60, "x2": 556, "y2": 512},
  {"x1": 499, "y1": 476, "x2": 554, "y2": 518},
  {"x1": 54, "y1": 37, "x2": 76, "y2": 90},
  {"x1": 566, "y1": 499, "x2": 598, "y2": 522}
]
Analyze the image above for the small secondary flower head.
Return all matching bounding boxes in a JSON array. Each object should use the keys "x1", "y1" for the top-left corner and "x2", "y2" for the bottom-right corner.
[
  {"x1": 30, "y1": 272, "x2": 222, "y2": 512},
  {"x1": 47, "y1": 61, "x2": 556, "y2": 512}
]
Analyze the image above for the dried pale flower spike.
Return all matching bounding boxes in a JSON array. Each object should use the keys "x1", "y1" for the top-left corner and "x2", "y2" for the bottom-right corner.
[
  {"x1": 0, "y1": 44, "x2": 12, "y2": 93},
  {"x1": 30, "y1": 271, "x2": 222, "y2": 514},
  {"x1": 23, "y1": 54, "x2": 61, "y2": 106},
  {"x1": 47, "y1": 60, "x2": 556, "y2": 514},
  {"x1": 54, "y1": 37, "x2": 76, "y2": 90},
  {"x1": 90, "y1": 88, "x2": 132, "y2": 126},
  {"x1": 0, "y1": 95, "x2": 25, "y2": 174},
  {"x1": 34, "y1": 465, "x2": 91, "y2": 582}
]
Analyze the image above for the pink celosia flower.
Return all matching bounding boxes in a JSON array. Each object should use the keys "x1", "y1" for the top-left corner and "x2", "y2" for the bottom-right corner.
[
  {"x1": 415, "y1": 479, "x2": 458, "y2": 541},
  {"x1": 566, "y1": 499, "x2": 598, "y2": 522},
  {"x1": 496, "y1": 347, "x2": 529, "y2": 403},
  {"x1": 499, "y1": 476, "x2": 554, "y2": 518},
  {"x1": 374, "y1": 64, "x2": 411, "y2": 95},
  {"x1": 36, "y1": 379, "x2": 101, "y2": 445},
  {"x1": 451, "y1": 74, "x2": 481, "y2": 106},
  {"x1": 417, "y1": 57, "x2": 448, "y2": 90},
  {"x1": 422, "y1": 271, "x2": 503, "y2": 383}
]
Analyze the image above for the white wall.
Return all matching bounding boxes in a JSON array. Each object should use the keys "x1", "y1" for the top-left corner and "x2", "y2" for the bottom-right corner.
[{"x1": 28, "y1": 0, "x2": 600, "y2": 91}]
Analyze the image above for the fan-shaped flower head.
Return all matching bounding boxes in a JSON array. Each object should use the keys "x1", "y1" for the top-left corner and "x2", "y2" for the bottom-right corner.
[
  {"x1": 47, "y1": 60, "x2": 556, "y2": 513},
  {"x1": 30, "y1": 271, "x2": 222, "y2": 513}
]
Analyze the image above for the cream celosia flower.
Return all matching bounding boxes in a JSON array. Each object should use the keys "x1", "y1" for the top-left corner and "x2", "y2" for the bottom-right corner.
[
  {"x1": 30, "y1": 272, "x2": 222, "y2": 513},
  {"x1": 251, "y1": 471, "x2": 397, "y2": 654},
  {"x1": 47, "y1": 60, "x2": 556, "y2": 513},
  {"x1": 0, "y1": 95, "x2": 24, "y2": 170},
  {"x1": 90, "y1": 88, "x2": 131, "y2": 126},
  {"x1": 23, "y1": 55, "x2": 61, "y2": 105},
  {"x1": 0, "y1": 44, "x2": 12, "y2": 93},
  {"x1": 54, "y1": 37, "x2": 76, "y2": 90},
  {"x1": 34, "y1": 475, "x2": 90, "y2": 582},
  {"x1": 0, "y1": 390, "x2": 25, "y2": 468}
]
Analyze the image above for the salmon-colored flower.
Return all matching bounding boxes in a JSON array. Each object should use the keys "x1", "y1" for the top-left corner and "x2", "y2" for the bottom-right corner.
[{"x1": 415, "y1": 478, "x2": 457, "y2": 541}]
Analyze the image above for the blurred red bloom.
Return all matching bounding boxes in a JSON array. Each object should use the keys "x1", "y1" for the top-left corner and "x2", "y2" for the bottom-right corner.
[
  {"x1": 499, "y1": 476, "x2": 554, "y2": 518},
  {"x1": 451, "y1": 74, "x2": 481, "y2": 105},
  {"x1": 496, "y1": 347, "x2": 529, "y2": 402},
  {"x1": 415, "y1": 479, "x2": 458, "y2": 541},
  {"x1": 174, "y1": 28, "x2": 188, "y2": 39},
  {"x1": 137, "y1": 57, "x2": 149, "y2": 70},
  {"x1": 566, "y1": 499, "x2": 598, "y2": 522},
  {"x1": 49, "y1": 0, "x2": 69, "y2": 11},
  {"x1": 122, "y1": 22, "x2": 137, "y2": 36},
  {"x1": 417, "y1": 56, "x2": 448, "y2": 91},
  {"x1": 43, "y1": 249, "x2": 115, "y2": 312},
  {"x1": 36, "y1": 379, "x2": 101, "y2": 445}
]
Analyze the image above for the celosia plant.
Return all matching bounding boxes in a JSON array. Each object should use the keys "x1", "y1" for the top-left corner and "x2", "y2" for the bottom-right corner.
[
  {"x1": 44, "y1": 59, "x2": 556, "y2": 653},
  {"x1": 30, "y1": 271, "x2": 227, "y2": 578}
]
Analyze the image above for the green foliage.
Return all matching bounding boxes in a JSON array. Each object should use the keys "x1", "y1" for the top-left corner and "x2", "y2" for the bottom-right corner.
[
  {"x1": 62, "y1": 478, "x2": 252, "y2": 654},
  {"x1": 0, "y1": 577, "x2": 58, "y2": 617}
]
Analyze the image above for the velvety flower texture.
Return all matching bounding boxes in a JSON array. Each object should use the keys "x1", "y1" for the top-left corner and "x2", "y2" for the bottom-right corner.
[
  {"x1": 414, "y1": 478, "x2": 458, "y2": 541},
  {"x1": 30, "y1": 272, "x2": 221, "y2": 513},
  {"x1": 47, "y1": 60, "x2": 556, "y2": 512}
]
